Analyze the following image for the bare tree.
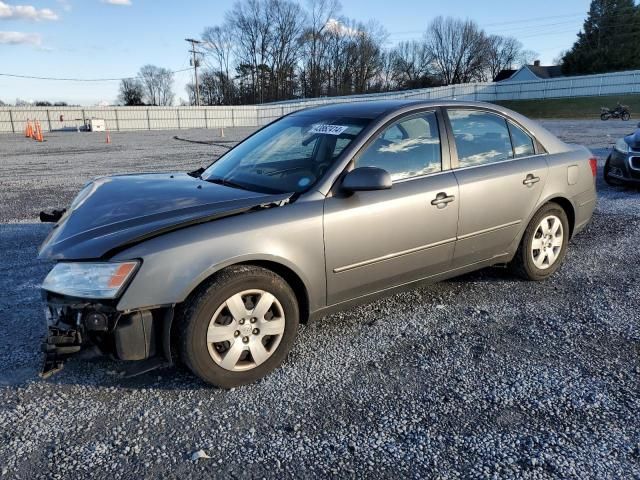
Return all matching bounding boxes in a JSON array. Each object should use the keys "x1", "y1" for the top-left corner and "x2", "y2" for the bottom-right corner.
[
  {"x1": 301, "y1": 0, "x2": 340, "y2": 97},
  {"x1": 424, "y1": 16, "x2": 489, "y2": 85},
  {"x1": 486, "y1": 35, "x2": 522, "y2": 80},
  {"x1": 323, "y1": 17, "x2": 353, "y2": 95},
  {"x1": 118, "y1": 78, "x2": 145, "y2": 105},
  {"x1": 202, "y1": 25, "x2": 234, "y2": 103},
  {"x1": 226, "y1": 0, "x2": 274, "y2": 103},
  {"x1": 390, "y1": 40, "x2": 432, "y2": 89},
  {"x1": 519, "y1": 49, "x2": 539, "y2": 66},
  {"x1": 139, "y1": 65, "x2": 174, "y2": 106},
  {"x1": 267, "y1": 0, "x2": 306, "y2": 100},
  {"x1": 349, "y1": 20, "x2": 387, "y2": 93}
]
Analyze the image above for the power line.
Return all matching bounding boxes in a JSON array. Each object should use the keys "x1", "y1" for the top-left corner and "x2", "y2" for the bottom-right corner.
[
  {"x1": 0, "y1": 67, "x2": 192, "y2": 82},
  {"x1": 387, "y1": 12, "x2": 587, "y2": 36},
  {"x1": 482, "y1": 12, "x2": 585, "y2": 27}
]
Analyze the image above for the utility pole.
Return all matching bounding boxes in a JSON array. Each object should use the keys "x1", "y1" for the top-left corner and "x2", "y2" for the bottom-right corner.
[{"x1": 185, "y1": 38, "x2": 203, "y2": 106}]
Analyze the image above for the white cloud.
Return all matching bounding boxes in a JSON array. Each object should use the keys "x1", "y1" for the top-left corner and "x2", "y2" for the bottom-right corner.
[
  {"x1": 0, "y1": 1, "x2": 59, "y2": 21},
  {"x1": 325, "y1": 18, "x2": 360, "y2": 37},
  {"x1": 0, "y1": 30, "x2": 41, "y2": 45},
  {"x1": 101, "y1": 0, "x2": 131, "y2": 5}
]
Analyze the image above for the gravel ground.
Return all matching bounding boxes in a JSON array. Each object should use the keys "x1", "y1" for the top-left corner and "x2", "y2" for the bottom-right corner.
[{"x1": 0, "y1": 121, "x2": 639, "y2": 479}]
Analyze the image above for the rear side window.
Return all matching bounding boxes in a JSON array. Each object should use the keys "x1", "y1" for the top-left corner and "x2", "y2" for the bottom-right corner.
[
  {"x1": 355, "y1": 111, "x2": 441, "y2": 181},
  {"x1": 508, "y1": 121, "x2": 535, "y2": 158},
  {"x1": 447, "y1": 110, "x2": 513, "y2": 168}
]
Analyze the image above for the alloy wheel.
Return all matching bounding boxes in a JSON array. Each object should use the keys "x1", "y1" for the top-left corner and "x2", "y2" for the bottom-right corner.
[
  {"x1": 206, "y1": 289, "x2": 285, "y2": 372},
  {"x1": 530, "y1": 215, "x2": 564, "y2": 270}
]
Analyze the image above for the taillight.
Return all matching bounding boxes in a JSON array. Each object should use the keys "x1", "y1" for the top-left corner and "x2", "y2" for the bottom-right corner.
[{"x1": 589, "y1": 157, "x2": 597, "y2": 177}]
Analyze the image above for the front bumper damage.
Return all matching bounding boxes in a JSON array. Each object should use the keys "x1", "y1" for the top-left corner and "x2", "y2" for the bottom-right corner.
[{"x1": 41, "y1": 292, "x2": 174, "y2": 378}]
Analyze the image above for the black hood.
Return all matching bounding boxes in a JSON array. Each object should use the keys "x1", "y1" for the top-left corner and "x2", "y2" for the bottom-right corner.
[
  {"x1": 624, "y1": 129, "x2": 640, "y2": 151},
  {"x1": 38, "y1": 173, "x2": 292, "y2": 260}
]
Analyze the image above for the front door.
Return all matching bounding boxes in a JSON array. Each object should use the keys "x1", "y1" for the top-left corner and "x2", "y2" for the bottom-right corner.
[
  {"x1": 444, "y1": 108, "x2": 549, "y2": 267},
  {"x1": 323, "y1": 110, "x2": 459, "y2": 305}
]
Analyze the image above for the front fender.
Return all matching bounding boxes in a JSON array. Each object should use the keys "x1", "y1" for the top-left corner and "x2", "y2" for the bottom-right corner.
[{"x1": 112, "y1": 200, "x2": 325, "y2": 313}]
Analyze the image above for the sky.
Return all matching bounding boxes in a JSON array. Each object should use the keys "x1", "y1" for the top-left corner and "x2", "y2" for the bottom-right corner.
[{"x1": 0, "y1": 0, "x2": 592, "y2": 106}]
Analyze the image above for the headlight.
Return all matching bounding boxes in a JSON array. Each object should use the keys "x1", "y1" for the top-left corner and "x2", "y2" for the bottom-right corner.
[
  {"x1": 615, "y1": 138, "x2": 629, "y2": 154},
  {"x1": 42, "y1": 261, "x2": 139, "y2": 299}
]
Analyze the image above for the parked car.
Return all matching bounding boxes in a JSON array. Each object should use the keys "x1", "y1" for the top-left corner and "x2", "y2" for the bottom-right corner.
[
  {"x1": 600, "y1": 103, "x2": 631, "y2": 121},
  {"x1": 604, "y1": 122, "x2": 640, "y2": 187},
  {"x1": 39, "y1": 100, "x2": 597, "y2": 387}
]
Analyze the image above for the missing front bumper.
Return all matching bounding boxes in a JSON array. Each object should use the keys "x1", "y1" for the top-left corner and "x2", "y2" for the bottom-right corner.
[
  {"x1": 39, "y1": 297, "x2": 174, "y2": 379},
  {"x1": 40, "y1": 326, "x2": 82, "y2": 379}
]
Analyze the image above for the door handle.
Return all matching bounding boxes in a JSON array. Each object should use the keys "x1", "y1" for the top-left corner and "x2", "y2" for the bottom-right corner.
[
  {"x1": 431, "y1": 192, "x2": 455, "y2": 209},
  {"x1": 523, "y1": 174, "x2": 540, "y2": 186}
]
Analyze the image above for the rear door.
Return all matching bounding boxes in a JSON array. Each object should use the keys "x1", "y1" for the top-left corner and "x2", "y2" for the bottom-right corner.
[
  {"x1": 444, "y1": 108, "x2": 548, "y2": 267},
  {"x1": 323, "y1": 110, "x2": 459, "y2": 305}
]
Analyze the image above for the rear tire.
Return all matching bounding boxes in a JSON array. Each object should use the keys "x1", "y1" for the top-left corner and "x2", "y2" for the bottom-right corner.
[
  {"x1": 511, "y1": 203, "x2": 569, "y2": 281},
  {"x1": 621, "y1": 111, "x2": 631, "y2": 121},
  {"x1": 177, "y1": 265, "x2": 299, "y2": 388}
]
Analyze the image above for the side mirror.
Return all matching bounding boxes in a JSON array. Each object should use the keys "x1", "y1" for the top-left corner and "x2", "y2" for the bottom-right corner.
[{"x1": 342, "y1": 167, "x2": 392, "y2": 192}]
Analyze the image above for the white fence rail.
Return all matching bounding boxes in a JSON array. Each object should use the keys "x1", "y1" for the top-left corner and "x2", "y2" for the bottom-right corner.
[{"x1": 1, "y1": 69, "x2": 639, "y2": 134}]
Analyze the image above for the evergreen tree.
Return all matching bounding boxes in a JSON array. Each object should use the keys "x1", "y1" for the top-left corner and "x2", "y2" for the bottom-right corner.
[{"x1": 562, "y1": 0, "x2": 640, "y2": 75}]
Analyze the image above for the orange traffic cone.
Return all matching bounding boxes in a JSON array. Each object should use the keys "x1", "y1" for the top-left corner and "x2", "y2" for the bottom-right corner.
[
  {"x1": 105, "y1": 129, "x2": 111, "y2": 144},
  {"x1": 25, "y1": 120, "x2": 31, "y2": 137},
  {"x1": 35, "y1": 122, "x2": 44, "y2": 142}
]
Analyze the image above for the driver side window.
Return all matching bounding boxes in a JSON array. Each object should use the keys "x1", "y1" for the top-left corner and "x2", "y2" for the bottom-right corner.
[{"x1": 355, "y1": 111, "x2": 442, "y2": 181}]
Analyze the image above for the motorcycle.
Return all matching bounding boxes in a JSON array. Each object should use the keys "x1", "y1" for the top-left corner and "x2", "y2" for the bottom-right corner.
[{"x1": 601, "y1": 103, "x2": 631, "y2": 121}]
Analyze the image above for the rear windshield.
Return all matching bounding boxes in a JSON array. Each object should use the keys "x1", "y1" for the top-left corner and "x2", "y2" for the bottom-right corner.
[{"x1": 202, "y1": 114, "x2": 371, "y2": 194}]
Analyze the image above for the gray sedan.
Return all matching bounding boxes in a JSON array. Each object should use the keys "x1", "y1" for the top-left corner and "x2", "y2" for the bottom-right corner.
[{"x1": 39, "y1": 100, "x2": 597, "y2": 387}]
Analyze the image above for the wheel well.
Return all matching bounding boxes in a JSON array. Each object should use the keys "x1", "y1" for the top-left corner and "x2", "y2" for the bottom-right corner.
[
  {"x1": 239, "y1": 260, "x2": 310, "y2": 323},
  {"x1": 180, "y1": 260, "x2": 311, "y2": 324},
  {"x1": 548, "y1": 197, "x2": 575, "y2": 238}
]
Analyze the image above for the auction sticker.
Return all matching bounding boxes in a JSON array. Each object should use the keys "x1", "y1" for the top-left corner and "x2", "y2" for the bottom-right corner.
[{"x1": 309, "y1": 124, "x2": 349, "y2": 135}]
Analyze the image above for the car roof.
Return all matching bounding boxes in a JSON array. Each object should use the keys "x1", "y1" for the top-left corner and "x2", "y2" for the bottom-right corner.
[
  {"x1": 288, "y1": 99, "x2": 519, "y2": 120},
  {"x1": 289, "y1": 100, "x2": 430, "y2": 119}
]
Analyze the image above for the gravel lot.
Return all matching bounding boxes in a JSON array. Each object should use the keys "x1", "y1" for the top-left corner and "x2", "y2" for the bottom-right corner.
[{"x1": 0, "y1": 121, "x2": 639, "y2": 479}]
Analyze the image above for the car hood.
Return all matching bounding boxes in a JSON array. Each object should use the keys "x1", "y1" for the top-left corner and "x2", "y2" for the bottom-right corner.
[
  {"x1": 624, "y1": 129, "x2": 640, "y2": 150},
  {"x1": 38, "y1": 173, "x2": 292, "y2": 260}
]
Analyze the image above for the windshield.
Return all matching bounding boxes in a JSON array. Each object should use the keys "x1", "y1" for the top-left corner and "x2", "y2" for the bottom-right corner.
[{"x1": 201, "y1": 114, "x2": 371, "y2": 193}]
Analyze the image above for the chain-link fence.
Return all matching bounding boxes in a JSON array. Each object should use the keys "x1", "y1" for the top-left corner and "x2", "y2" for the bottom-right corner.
[{"x1": 2, "y1": 69, "x2": 639, "y2": 134}]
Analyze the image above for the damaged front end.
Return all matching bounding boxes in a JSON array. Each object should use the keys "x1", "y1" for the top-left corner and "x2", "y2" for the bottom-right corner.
[
  {"x1": 37, "y1": 171, "x2": 295, "y2": 379},
  {"x1": 41, "y1": 291, "x2": 174, "y2": 378}
]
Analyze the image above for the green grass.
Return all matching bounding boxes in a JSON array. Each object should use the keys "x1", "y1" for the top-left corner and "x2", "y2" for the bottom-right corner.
[{"x1": 493, "y1": 94, "x2": 640, "y2": 120}]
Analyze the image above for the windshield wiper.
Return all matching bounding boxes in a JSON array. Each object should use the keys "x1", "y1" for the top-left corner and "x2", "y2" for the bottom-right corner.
[{"x1": 204, "y1": 176, "x2": 252, "y2": 191}]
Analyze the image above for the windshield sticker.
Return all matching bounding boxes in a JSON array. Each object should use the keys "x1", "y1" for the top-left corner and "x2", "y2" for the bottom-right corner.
[
  {"x1": 309, "y1": 124, "x2": 349, "y2": 136},
  {"x1": 298, "y1": 177, "x2": 311, "y2": 188}
]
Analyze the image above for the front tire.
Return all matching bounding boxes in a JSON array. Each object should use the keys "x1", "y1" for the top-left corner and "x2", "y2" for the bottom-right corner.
[
  {"x1": 600, "y1": 113, "x2": 610, "y2": 121},
  {"x1": 178, "y1": 265, "x2": 299, "y2": 388},
  {"x1": 511, "y1": 203, "x2": 569, "y2": 281},
  {"x1": 621, "y1": 111, "x2": 631, "y2": 121}
]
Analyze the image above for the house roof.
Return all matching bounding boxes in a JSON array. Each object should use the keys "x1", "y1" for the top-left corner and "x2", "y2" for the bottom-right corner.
[
  {"x1": 526, "y1": 65, "x2": 564, "y2": 79},
  {"x1": 493, "y1": 69, "x2": 517, "y2": 82}
]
